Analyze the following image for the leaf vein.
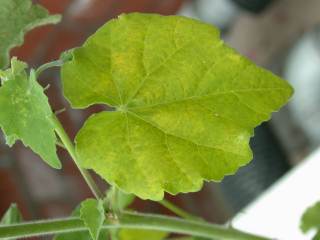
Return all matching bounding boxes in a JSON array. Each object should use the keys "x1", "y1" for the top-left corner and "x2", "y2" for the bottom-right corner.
[{"x1": 129, "y1": 87, "x2": 288, "y2": 110}]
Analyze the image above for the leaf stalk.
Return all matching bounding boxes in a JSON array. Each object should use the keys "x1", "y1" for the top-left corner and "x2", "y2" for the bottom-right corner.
[
  {"x1": 35, "y1": 60, "x2": 64, "y2": 77},
  {"x1": 52, "y1": 115, "x2": 104, "y2": 199}
]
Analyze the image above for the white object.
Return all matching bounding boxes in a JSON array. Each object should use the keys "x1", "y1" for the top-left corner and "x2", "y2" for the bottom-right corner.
[
  {"x1": 178, "y1": 0, "x2": 241, "y2": 29},
  {"x1": 233, "y1": 148, "x2": 320, "y2": 239},
  {"x1": 284, "y1": 28, "x2": 320, "y2": 148}
]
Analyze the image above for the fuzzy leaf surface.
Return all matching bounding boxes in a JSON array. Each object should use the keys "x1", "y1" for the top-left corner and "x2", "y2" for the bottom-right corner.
[
  {"x1": 0, "y1": 0, "x2": 61, "y2": 68},
  {"x1": 62, "y1": 13, "x2": 293, "y2": 200},
  {"x1": 0, "y1": 58, "x2": 60, "y2": 168}
]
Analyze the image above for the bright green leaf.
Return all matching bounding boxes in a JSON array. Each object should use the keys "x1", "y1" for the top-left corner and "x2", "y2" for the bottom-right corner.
[
  {"x1": 80, "y1": 199, "x2": 105, "y2": 240},
  {"x1": 119, "y1": 228, "x2": 168, "y2": 240},
  {"x1": 0, "y1": 58, "x2": 60, "y2": 168},
  {"x1": 301, "y1": 201, "x2": 320, "y2": 239},
  {"x1": 166, "y1": 238, "x2": 204, "y2": 240},
  {"x1": 54, "y1": 205, "x2": 108, "y2": 240},
  {"x1": 1, "y1": 203, "x2": 22, "y2": 225},
  {"x1": 0, "y1": 0, "x2": 61, "y2": 68},
  {"x1": 62, "y1": 13, "x2": 293, "y2": 200}
]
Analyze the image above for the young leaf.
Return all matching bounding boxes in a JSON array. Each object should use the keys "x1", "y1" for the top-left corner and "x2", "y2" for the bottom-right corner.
[
  {"x1": 105, "y1": 186, "x2": 135, "y2": 211},
  {"x1": 80, "y1": 199, "x2": 105, "y2": 240},
  {"x1": 62, "y1": 13, "x2": 293, "y2": 200},
  {"x1": 119, "y1": 228, "x2": 168, "y2": 240},
  {"x1": 1, "y1": 203, "x2": 22, "y2": 225},
  {"x1": 166, "y1": 238, "x2": 205, "y2": 240},
  {"x1": 0, "y1": 0, "x2": 61, "y2": 68},
  {"x1": 301, "y1": 201, "x2": 320, "y2": 238},
  {"x1": 0, "y1": 204, "x2": 23, "y2": 240},
  {"x1": 0, "y1": 58, "x2": 61, "y2": 168},
  {"x1": 54, "y1": 205, "x2": 109, "y2": 240}
]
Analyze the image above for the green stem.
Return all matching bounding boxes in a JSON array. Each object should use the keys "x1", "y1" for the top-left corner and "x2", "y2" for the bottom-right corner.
[
  {"x1": 0, "y1": 212, "x2": 270, "y2": 240},
  {"x1": 52, "y1": 115, "x2": 104, "y2": 199},
  {"x1": 159, "y1": 199, "x2": 195, "y2": 220},
  {"x1": 35, "y1": 60, "x2": 64, "y2": 77}
]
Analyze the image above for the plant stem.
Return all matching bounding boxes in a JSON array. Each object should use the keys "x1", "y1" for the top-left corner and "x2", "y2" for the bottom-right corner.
[
  {"x1": 35, "y1": 60, "x2": 64, "y2": 77},
  {"x1": 52, "y1": 115, "x2": 104, "y2": 199},
  {"x1": 159, "y1": 199, "x2": 195, "y2": 220},
  {"x1": 0, "y1": 212, "x2": 270, "y2": 240}
]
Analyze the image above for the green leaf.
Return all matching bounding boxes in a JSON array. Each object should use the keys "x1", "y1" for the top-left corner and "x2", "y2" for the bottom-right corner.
[
  {"x1": 166, "y1": 238, "x2": 204, "y2": 240},
  {"x1": 0, "y1": 0, "x2": 61, "y2": 68},
  {"x1": 301, "y1": 201, "x2": 320, "y2": 238},
  {"x1": 61, "y1": 13, "x2": 293, "y2": 200},
  {"x1": 1, "y1": 203, "x2": 23, "y2": 240},
  {"x1": 1, "y1": 203, "x2": 22, "y2": 225},
  {"x1": 0, "y1": 58, "x2": 60, "y2": 168},
  {"x1": 104, "y1": 188, "x2": 167, "y2": 240},
  {"x1": 105, "y1": 186, "x2": 135, "y2": 211},
  {"x1": 54, "y1": 205, "x2": 108, "y2": 240},
  {"x1": 119, "y1": 229, "x2": 168, "y2": 240},
  {"x1": 80, "y1": 199, "x2": 105, "y2": 240}
]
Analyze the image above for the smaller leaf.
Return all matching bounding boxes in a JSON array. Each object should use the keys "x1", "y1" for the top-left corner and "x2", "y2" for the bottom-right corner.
[
  {"x1": 167, "y1": 238, "x2": 207, "y2": 240},
  {"x1": 119, "y1": 228, "x2": 168, "y2": 240},
  {"x1": 80, "y1": 199, "x2": 105, "y2": 240},
  {"x1": 0, "y1": 58, "x2": 61, "y2": 168},
  {"x1": 105, "y1": 186, "x2": 135, "y2": 211},
  {"x1": 301, "y1": 201, "x2": 320, "y2": 237},
  {"x1": 1, "y1": 203, "x2": 23, "y2": 240},
  {"x1": 1, "y1": 203, "x2": 22, "y2": 225},
  {"x1": 54, "y1": 206, "x2": 108, "y2": 240}
]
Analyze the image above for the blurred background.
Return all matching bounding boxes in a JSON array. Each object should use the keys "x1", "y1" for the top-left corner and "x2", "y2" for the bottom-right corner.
[{"x1": 1, "y1": 0, "x2": 319, "y2": 233}]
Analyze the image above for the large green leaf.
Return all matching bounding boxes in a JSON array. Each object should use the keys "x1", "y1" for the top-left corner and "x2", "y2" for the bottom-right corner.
[
  {"x1": 0, "y1": 58, "x2": 60, "y2": 168},
  {"x1": 80, "y1": 199, "x2": 105, "y2": 240},
  {"x1": 0, "y1": 0, "x2": 61, "y2": 68},
  {"x1": 62, "y1": 13, "x2": 293, "y2": 200},
  {"x1": 301, "y1": 201, "x2": 320, "y2": 239}
]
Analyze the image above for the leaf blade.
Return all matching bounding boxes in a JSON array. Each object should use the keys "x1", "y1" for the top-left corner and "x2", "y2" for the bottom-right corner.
[
  {"x1": 62, "y1": 13, "x2": 293, "y2": 200},
  {"x1": 1, "y1": 203, "x2": 22, "y2": 225},
  {"x1": 119, "y1": 228, "x2": 168, "y2": 240},
  {"x1": 0, "y1": 58, "x2": 60, "y2": 168},
  {"x1": 80, "y1": 199, "x2": 105, "y2": 240},
  {"x1": 54, "y1": 205, "x2": 109, "y2": 240}
]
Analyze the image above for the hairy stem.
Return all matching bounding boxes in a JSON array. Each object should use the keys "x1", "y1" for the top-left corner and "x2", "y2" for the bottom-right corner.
[
  {"x1": 0, "y1": 212, "x2": 270, "y2": 240},
  {"x1": 158, "y1": 199, "x2": 196, "y2": 220},
  {"x1": 52, "y1": 115, "x2": 104, "y2": 199}
]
